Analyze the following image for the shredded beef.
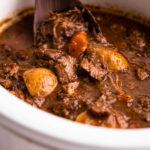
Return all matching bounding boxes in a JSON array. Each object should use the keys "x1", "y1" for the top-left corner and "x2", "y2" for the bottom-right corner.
[
  {"x1": 80, "y1": 57, "x2": 107, "y2": 81},
  {"x1": 37, "y1": 8, "x2": 88, "y2": 50}
]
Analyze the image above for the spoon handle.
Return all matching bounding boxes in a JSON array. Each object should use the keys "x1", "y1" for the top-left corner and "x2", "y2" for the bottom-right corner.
[{"x1": 34, "y1": 0, "x2": 78, "y2": 35}]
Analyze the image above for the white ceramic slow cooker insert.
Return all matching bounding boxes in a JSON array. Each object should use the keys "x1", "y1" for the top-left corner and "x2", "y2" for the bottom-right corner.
[{"x1": 0, "y1": 0, "x2": 150, "y2": 150}]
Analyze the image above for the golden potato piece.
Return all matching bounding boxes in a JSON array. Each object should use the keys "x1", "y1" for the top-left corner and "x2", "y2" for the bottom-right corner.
[
  {"x1": 23, "y1": 68, "x2": 57, "y2": 97},
  {"x1": 76, "y1": 111, "x2": 100, "y2": 126},
  {"x1": 88, "y1": 44, "x2": 129, "y2": 72}
]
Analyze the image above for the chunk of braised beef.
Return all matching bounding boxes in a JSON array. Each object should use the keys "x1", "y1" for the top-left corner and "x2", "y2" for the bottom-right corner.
[
  {"x1": 134, "y1": 96, "x2": 150, "y2": 122},
  {"x1": 137, "y1": 95, "x2": 150, "y2": 112},
  {"x1": 143, "y1": 113, "x2": 150, "y2": 122},
  {"x1": 80, "y1": 57, "x2": 107, "y2": 81},
  {"x1": 60, "y1": 81, "x2": 100, "y2": 104},
  {"x1": 38, "y1": 23, "x2": 52, "y2": 39},
  {"x1": 62, "y1": 81, "x2": 79, "y2": 95},
  {"x1": 34, "y1": 47, "x2": 78, "y2": 84},
  {"x1": 0, "y1": 44, "x2": 13, "y2": 57},
  {"x1": 89, "y1": 103, "x2": 109, "y2": 118},
  {"x1": 128, "y1": 30, "x2": 146, "y2": 49},
  {"x1": 55, "y1": 55, "x2": 78, "y2": 84},
  {"x1": 3, "y1": 63, "x2": 19, "y2": 77},
  {"x1": 34, "y1": 48, "x2": 64, "y2": 61},
  {"x1": 44, "y1": 49, "x2": 64, "y2": 60},
  {"x1": 137, "y1": 68, "x2": 149, "y2": 80},
  {"x1": 34, "y1": 97, "x2": 46, "y2": 108},
  {"x1": 111, "y1": 110, "x2": 128, "y2": 128},
  {"x1": 2, "y1": 79, "x2": 12, "y2": 89},
  {"x1": 0, "y1": 45, "x2": 28, "y2": 61}
]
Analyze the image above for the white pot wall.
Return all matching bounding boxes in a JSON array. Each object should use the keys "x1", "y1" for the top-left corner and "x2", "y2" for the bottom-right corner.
[
  {"x1": 0, "y1": 0, "x2": 34, "y2": 21},
  {"x1": 0, "y1": 125, "x2": 49, "y2": 150},
  {"x1": 83, "y1": 0, "x2": 150, "y2": 19}
]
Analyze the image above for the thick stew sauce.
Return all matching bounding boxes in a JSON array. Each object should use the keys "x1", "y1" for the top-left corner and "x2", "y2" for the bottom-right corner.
[{"x1": 0, "y1": 6, "x2": 150, "y2": 129}]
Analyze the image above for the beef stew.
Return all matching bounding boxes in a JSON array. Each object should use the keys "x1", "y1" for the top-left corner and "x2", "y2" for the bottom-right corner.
[{"x1": 0, "y1": 6, "x2": 150, "y2": 129}]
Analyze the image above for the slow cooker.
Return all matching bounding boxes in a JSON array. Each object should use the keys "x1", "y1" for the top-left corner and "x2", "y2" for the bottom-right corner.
[{"x1": 0, "y1": 0, "x2": 150, "y2": 150}]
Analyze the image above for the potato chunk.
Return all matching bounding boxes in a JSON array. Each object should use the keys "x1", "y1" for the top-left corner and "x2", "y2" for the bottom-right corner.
[
  {"x1": 23, "y1": 68, "x2": 57, "y2": 97},
  {"x1": 88, "y1": 44, "x2": 129, "y2": 72},
  {"x1": 76, "y1": 111, "x2": 100, "y2": 126}
]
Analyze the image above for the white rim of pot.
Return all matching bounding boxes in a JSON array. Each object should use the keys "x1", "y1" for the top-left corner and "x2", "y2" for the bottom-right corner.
[{"x1": 0, "y1": 86, "x2": 150, "y2": 149}]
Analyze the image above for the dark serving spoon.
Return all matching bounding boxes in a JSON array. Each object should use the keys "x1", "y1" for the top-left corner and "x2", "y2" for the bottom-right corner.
[{"x1": 34, "y1": 0, "x2": 102, "y2": 37}]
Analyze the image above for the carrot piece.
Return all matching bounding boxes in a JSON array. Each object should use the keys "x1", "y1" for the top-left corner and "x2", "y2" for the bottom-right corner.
[
  {"x1": 117, "y1": 90, "x2": 125, "y2": 95},
  {"x1": 121, "y1": 94, "x2": 133, "y2": 101},
  {"x1": 68, "y1": 32, "x2": 88, "y2": 57}
]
